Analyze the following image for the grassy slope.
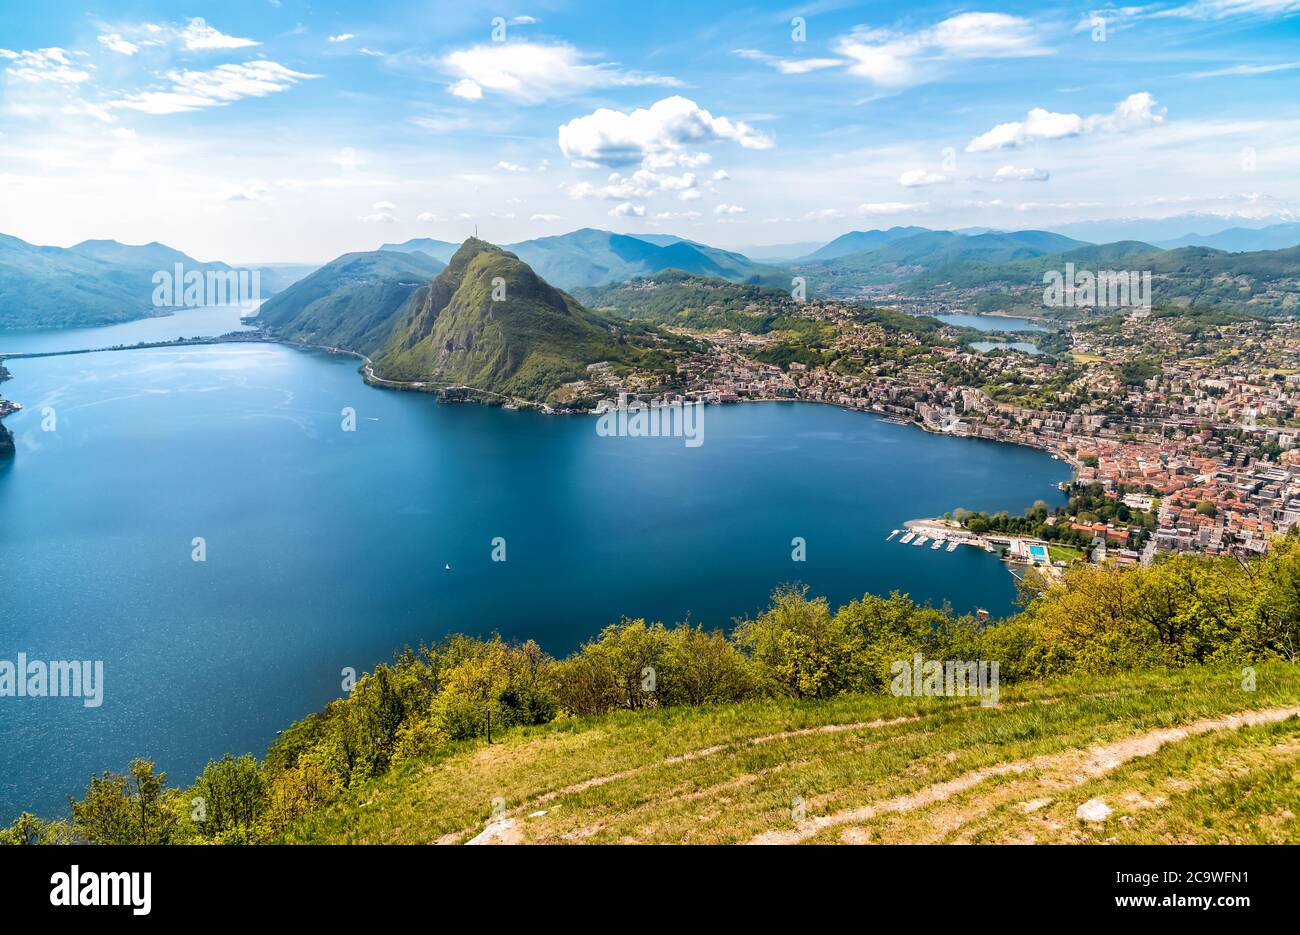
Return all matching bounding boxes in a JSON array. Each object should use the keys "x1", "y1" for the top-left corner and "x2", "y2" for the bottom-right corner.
[{"x1": 287, "y1": 663, "x2": 1300, "y2": 844}]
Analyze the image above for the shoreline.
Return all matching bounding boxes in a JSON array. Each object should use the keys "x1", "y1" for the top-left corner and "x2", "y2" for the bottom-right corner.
[{"x1": 1, "y1": 328, "x2": 1080, "y2": 539}]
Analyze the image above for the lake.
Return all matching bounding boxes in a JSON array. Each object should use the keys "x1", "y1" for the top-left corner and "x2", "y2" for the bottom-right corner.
[
  {"x1": 971, "y1": 341, "x2": 1043, "y2": 355},
  {"x1": 0, "y1": 305, "x2": 255, "y2": 355},
  {"x1": 0, "y1": 317, "x2": 1069, "y2": 818},
  {"x1": 938, "y1": 313, "x2": 1046, "y2": 332}
]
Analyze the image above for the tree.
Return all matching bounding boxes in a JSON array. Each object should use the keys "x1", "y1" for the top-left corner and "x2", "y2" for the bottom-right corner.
[{"x1": 70, "y1": 759, "x2": 177, "y2": 845}]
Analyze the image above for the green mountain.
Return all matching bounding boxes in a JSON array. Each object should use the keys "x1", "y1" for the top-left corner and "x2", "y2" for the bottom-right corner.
[
  {"x1": 574, "y1": 268, "x2": 795, "y2": 329},
  {"x1": 800, "y1": 229, "x2": 1088, "y2": 294},
  {"x1": 372, "y1": 239, "x2": 682, "y2": 404},
  {"x1": 518, "y1": 229, "x2": 787, "y2": 289},
  {"x1": 803, "y1": 226, "x2": 932, "y2": 261},
  {"x1": 0, "y1": 234, "x2": 312, "y2": 330},
  {"x1": 384, "y1": 228, "x2": 786, "y2": 290},
  {"x1": 255, "y1": 250, "x2": 446, "y2": 355},
  {"x1": 902, "y1": 241, "x2": 1300, "y2": 314}
]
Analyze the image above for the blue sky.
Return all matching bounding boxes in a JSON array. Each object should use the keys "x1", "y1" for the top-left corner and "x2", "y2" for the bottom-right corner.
[{"x1": 1, "y1": 0, "x2": 1299, "y2": 262}]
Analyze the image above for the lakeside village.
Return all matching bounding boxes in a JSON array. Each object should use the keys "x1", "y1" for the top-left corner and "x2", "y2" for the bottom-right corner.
[{"x1": 568, "y1": 294, "x2": 1300, "y2": 578}]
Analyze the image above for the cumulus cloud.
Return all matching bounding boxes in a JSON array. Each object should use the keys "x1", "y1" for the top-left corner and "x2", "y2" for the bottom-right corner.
[
  {"x1": 991, "y1": 165, "x2": 1050, "y2": 182},
  {"x1": 835, "y1": 12, "x2": 1046, "y2": 89},
  {"x1": 898, "y1": 168, "x2": 948, "y2": 187},
  {"x1": 109, "y1": 61, "x2": 320, "y2": 115},
  {"x1": 713, "y1": 203, "x2": 746, "y2": 215},
  {"x1": 496, "y1": 161, "x2": 528, "y2": 172},
  {"x1": 530, "y1": 213, "x2": 563, "y2": 221},
  {"x1": 97, "y1": 34, "x2": 139, "y2": 56},
  {"x1": 608, "y1": 202, "x2": 646, "y2": 218},
  {"x1": 329, "y1": 34, "x2": 356, "y2": 44},
  {"x1": 966, "y1": 92, "x2": 1164, "y2": 152},
  {"x1": 359, "y1": 200, "x2": 397, "y2": 223},
  {"x1": 569, "y1": 169, "x2": 698, "y2": 200},
  {"x1": 558, "y1": 96, "x2": 773, "y2": 169},
  {"x1": 442, "y1": 42, "x2": 678, "y2": 103},
  {"x1": 179, "y1": 18, "x2": 258, "y2": 51}
]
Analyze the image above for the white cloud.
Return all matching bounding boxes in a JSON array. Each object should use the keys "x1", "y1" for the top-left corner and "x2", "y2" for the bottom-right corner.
[
  {"x1": 732, "y1": 49, "x2": 844, "y2": 74},
  {"x1": 529, "y1": 213, "x2": 563, "y2": 221},
  {"x1": 714, "y1": 203, "x2": 746, "y2": 215},
  {"x1": 496, "y1": 161, "x2": 528, "y2": 172},
  {"x1": 329, "y1": 34, "x2": 357, "y2": 44},
  {"x1": 448, "y1": 79, "x2": 483, "y2": 100},
  {"x1": 991, "y1": 165, "x2": 1050, "y2": 182},
  {"x1": 898, "y1": 168, "x2": 948, "y2": 187},
  {"x1": 857, "y1": 201, "x2": 927, "y2": 214},
  {"x1": 1189, "y1": 60, "x2": 1300, "y2": 78},
  {"x1": 835, "y1": 12, "x2": 1046, "y2": 89},
  {"x1": 97, "y1": 34, "x2": 140, "y2": 56},
  {"x1": 608, "y1": 202, "x2": 646, "y2": 217},
  {"x1": 569, "y1": 168, "x2": 699, "y2": 200},
  {"x1": 179, "y1": 18, "x2": 259, "y2": 51},
  {"x1": 442, "y1": 42, "x2": 678, "y2": 103},
  {"x1": 558, "y1": 96, "x2": 773, "y2": 169},
  {"x1": 0, "y1": 48, "x2": 92, "y2": 85},
  {"x1": 1156, "y1": 0, "x2": 1300, "y2": 20},
  {"x1": 110, "y1": 61, "x2": 320, "y2": 115},
  {"x1": 803, "y1": 208, "x2": 846, "y2": 220},
  {"x1": 359, "y1": 200, "x2": 396, "y2": 222},
  {"x1": 417, "y1": 211, "x2": 439, "y2": 222},
  {"x1": 966, "y1": 92, "x2": 1164, "y2": 152}
]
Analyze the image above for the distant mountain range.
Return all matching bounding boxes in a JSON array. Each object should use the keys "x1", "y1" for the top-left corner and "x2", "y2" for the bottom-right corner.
[
  {"x1": 1153, "y1": 221, "x2": 1300, "y2": 253},
  {"x1": 11, "y1": 218, "x2": 1300, "y2": 336},
  {"x1": 1048, "y1": 214, "x2": 1300, "y2": 250},
  {"x1": 382, "y1": 228, "x2": 786, "y2": 290},
  {"x1": 0, "y1": 234, "x2": 314, "y2": 330}
]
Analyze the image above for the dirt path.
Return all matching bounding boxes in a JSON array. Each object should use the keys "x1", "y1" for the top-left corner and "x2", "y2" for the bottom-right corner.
[
  {"x1": 747, "y1": 705, "x2": 1300, "y2": 845},
  {"x1": 448, "y1": 710, "x2": 950, "y2": 843}
]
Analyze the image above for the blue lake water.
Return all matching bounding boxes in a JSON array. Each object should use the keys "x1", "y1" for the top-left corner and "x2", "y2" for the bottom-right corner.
[
  {"x1": 938, "y1": 314, "x2": 1046, "y2": 332},
  {"x1": 971, "y1": 341, "x2": 1043, "y2": 355},
  {"x1": 0, "y1": 325, "x2": 1069, "y2": 818},
  {"x1": 0, "y1": 305, "x2": 254, "y2": 355}
]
